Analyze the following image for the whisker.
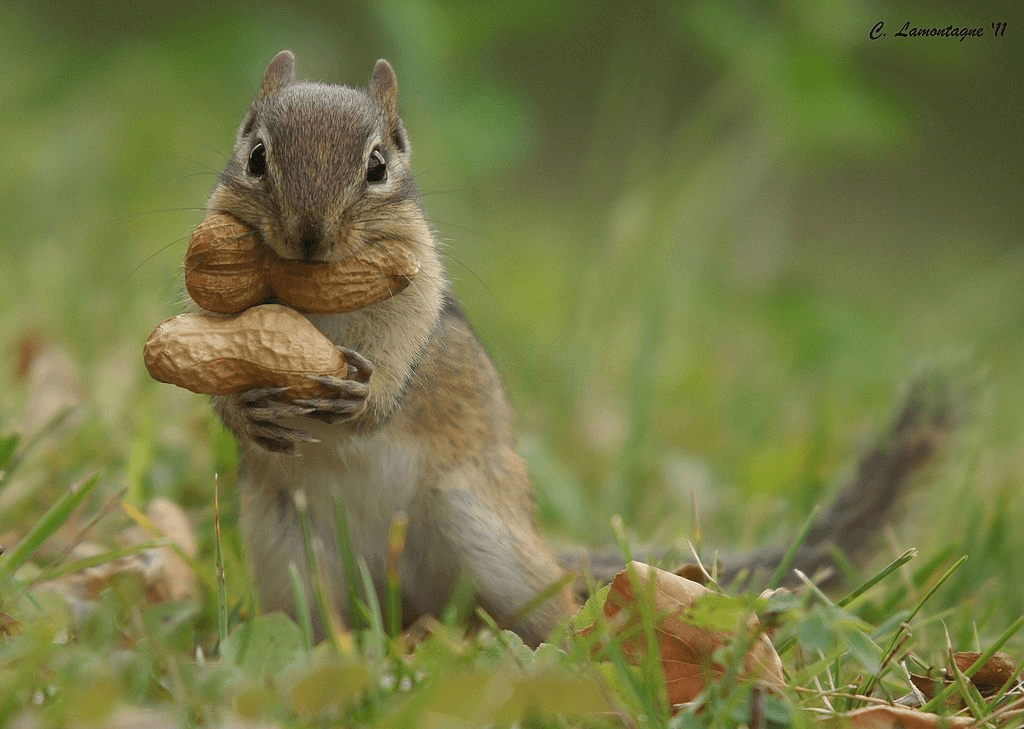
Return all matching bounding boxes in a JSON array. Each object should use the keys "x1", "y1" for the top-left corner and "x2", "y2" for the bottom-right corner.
[
  {"x1": 171, "y1": 153, "x2": 225, "y2": 175},
  {"x1": 171, "y1": 171, "x2": 221, "y2": 182},
  {"x1": 418, "y1": 187, "x2": 478, "y2": 198},
  {"x1": 181, "y1": 138, "x2": 232, "y2": 165},
  {"x1": 439, "y1": 251, "x2": 502, "y2": 311},
  {"x1": 410, "y1": 163, "x2": 446, "y2": 180},
  {"x1": 430, "y1": 218, "x2": 499, "y2": 245},
  {"x1": 106, "y1": 207, "x2": 207, "y2": 224},
  {"x1": 122, "y1": 234, "x2": 190, "y2": 284}
]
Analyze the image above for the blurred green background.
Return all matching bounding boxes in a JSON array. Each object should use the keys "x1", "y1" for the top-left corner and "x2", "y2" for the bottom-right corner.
[{"x1": 1, "y1": 1, "x2": 1021, "y2": 633}]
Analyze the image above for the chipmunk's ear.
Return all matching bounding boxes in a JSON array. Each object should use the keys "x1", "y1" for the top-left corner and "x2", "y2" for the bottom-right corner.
[
  {"x1": 370, "y1": 59, "x2": 399, "y2": 120},
  {"x1": 259, "y1": 50, "x2": 295, "y2": 99}
]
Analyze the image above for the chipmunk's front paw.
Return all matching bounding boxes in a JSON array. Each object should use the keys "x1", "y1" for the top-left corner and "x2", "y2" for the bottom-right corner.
[
  {"x1": 292, "y1": 345, "x2": 372, "y2": 425},
  {"x1": 238, "y1": 386, "x2": 318, "y2": 454}
]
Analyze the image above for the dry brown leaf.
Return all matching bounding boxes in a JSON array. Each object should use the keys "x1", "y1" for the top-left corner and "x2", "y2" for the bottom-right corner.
[
  {"x1": 123, "y1": 498, "x2": 198, "y2": 603},
  {"x1": 602, "y1": 561, "x2": 784, "y2": 705},
  {"x1": 673, "y1": 563, "x2": 711, "y2": 585},
  {"x1": 952, "y1": 650, "x2": 1019, "y2": 694},
  {"x1": 15, "y1": 333, "x2": 83, "y2": 433},
  {"x1": 910, "y1": 650, "x2": 1020, "y2": 706},
  {"x1": 819, "y1": 705, "x2": 974, "y2": 729},
  {"x1": 36, "y1": 499, "x2": 198, "y2": 608},
  {"x1": 908, "y1": 672, "x2": 944, "y2": 702},
  {"x1": 37, "y1": 542, "x2": 150, "y2": 604},
  {"x1": 0, "y1": 611, "x2": 21, "y2": 637}
]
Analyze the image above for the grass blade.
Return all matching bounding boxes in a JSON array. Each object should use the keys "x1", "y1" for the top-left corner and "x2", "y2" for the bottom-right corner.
[
  {"x1": 295, "y1": 489, "x2": 348, "y2": 653},
  {"x1": 289, "y1": 562, "x2": 314, "y2": 654},
  {"x1": 922, "y1": 613, "x2": 1024, "y2": 713},
  {"x1": 860, "y1": 555, "x2": 968, "y2": 701},
  {"x1": 0, "y1": 407, "x2": 75, "y2": 489},
  {"x1": 944, "y1": 630, "x2": 989, "y2": 720},
  {"x1": 386, "y1": 512, "x2": 408, "y2": 639},
  {"x1": 0, "y1": 472, "x2": 101, "y2": 579},
  {"x1": 357, "y1": 558, "x2": 386, "y2": 659},
  {"x1": 837, "y1": 549, "x2": 918, "y2": 608},
  {"x1": 31, "y1": 539, "x2": 167, "y2": 583},
  {"x1": 511, "y1": 571, "x2": 578, "y2": 628},
  {"x1": 214, "y1": 479, "x2": 228, "y2": 652},
  {"x1": 767, "y1": 505, "x2": 820, "y2": 589},
  {"x1": 0, "y1": 433, "x2": 19, "y2": 472},
  {"x1": 333, "y1": 493, "x2": 364, "y2": 631}
]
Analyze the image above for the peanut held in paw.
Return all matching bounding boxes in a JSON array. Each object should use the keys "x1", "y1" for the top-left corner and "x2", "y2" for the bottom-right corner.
[
  {"x1": 143, "y1": 304, "x2": 351, "y2": 398},
  {"x1": 184, "y1": 213, "x2": 420, "y2": 315}
]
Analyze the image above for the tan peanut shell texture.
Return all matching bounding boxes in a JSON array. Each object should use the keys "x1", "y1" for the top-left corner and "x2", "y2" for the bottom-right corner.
[
  {"x1": 144, "y1": 305, "x2": 349, "y2": 397},
  {"x1": 185, "y1": 213, "x2": 420, "y2": 314}
]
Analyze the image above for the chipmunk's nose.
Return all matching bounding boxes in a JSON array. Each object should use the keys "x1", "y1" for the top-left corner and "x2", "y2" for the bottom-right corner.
[{"x1": 296, "y1": 218, "x2": 325, "y2": 261}]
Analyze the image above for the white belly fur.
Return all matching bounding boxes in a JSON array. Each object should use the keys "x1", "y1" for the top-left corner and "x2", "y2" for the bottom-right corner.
[{"x1": 241, "y1": 424, "x2": 458, "y2": 626}]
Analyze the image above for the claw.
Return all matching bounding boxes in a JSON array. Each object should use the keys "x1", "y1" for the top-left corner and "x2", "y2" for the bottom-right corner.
[
  {"x1": 293, "y1": 373, "x2": 369, "y2": 425},
  {"x1": 234, "y1": 347, "x2": 371, "y2": 446},
  {"x1": 253, "y1": 431, "x2": 320, "y2": 455},
  {"x1": 305, "y1": 374, "x2": 346, "y2": 388},
  {"x1": 303, "y1": 374, "x2": 369, "y2": 396},
  {"x1": 336, "y1": 345, "x2": 373, "y2": 383},
  {"x1": 248, "y1": 403, "x2": 316, "y2": 421},
  {"x1": 292, "y1": 395, "x2": 360, "y2": 411},
  {"x1": 235, "y1": 385, "x2": 320, "y2": 454},
  {"x1": 249, "y1": 420, "x2": 319, "y2": 454},
  {"x1": 241, "y1": 385, "x2": 291, "y2": 404},
  {"x1": 292, "y1": 400, "x2": 363, "y2": 425},
  {"x1": 292, "y1": 398, "x2": 359, "y2": 413}
]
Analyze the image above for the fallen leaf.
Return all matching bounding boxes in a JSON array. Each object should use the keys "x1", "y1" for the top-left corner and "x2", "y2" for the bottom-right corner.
[
  {"x1": 401, "y1": 614, "x2": 446, "y2": 648},
  {"x1": 908, "y1": 672, "x2": 944, "y2": 702},
  {"x1": 909, "y1": 650, "x2": 1020, "y2": 703},
  {"x1": 0, "y1": 611, "x2": 20, "y2": 637},
  {"x1": 600, "y1": 561, "x2": 784, "y2": 705},
  {"x1": 819, "y1": 705, "x2": 973, "y2": 729},
  {"x1": 2, "y1": 334, "x2": 84, "y2": 513},
  {"x1": 15, "y1": 333, "x2": 83, "y2": 434},
  {"x1": 952, "y1": 650, "x2": 1019, "y2": 694},
  {"x1": 36, "y1": 499, "x2": 198, "y2": 610},
  {"x1": 124, "y1": 498, "x2": 198, "y2": 603},
  {"x1": 674, "y1": 563, "x2": 711, "y2": 585}
]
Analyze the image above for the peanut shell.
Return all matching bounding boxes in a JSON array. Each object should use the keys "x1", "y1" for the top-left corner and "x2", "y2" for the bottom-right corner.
[
  {"x1": 268, "y1": 247, "x2": 419, "y2": 314},
  {"x1": 144, "y1": 304, "x2": 348, "y2": 397},
  {"x1": 184, "y1": 213, "x2": 420, "y2": 315},
  {"x1": 184, "y1": 215, "x2": 271, "y2": 314}
]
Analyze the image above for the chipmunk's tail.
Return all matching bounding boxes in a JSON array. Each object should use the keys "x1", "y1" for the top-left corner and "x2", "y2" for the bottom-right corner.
[{"x1": 567, "y1": 365, "x2": 964, "y2": 590}]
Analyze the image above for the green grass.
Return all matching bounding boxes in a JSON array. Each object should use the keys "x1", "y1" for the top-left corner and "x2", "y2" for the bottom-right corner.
[{"x1": 2, "y1": 1, "x2": 1023, "y2": 726}]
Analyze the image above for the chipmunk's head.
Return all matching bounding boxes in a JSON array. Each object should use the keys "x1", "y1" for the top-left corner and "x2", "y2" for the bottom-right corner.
[{"x1": 211, "y1": 51, "x2": 429, "y2": 264}]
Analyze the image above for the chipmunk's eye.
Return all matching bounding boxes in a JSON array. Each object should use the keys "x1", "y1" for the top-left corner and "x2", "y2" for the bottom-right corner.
[
  {"x1": 247, "y1": 141, "x2": 267, "y2": 177},
  {"x1": 366, "y1": 148, "x2": 387, "y2": 184}
]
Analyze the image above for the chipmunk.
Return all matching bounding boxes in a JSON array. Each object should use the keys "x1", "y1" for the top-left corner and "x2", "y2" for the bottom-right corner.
[{"x1": 202, "y1": 51, "x2": 954, "y2": 647}]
